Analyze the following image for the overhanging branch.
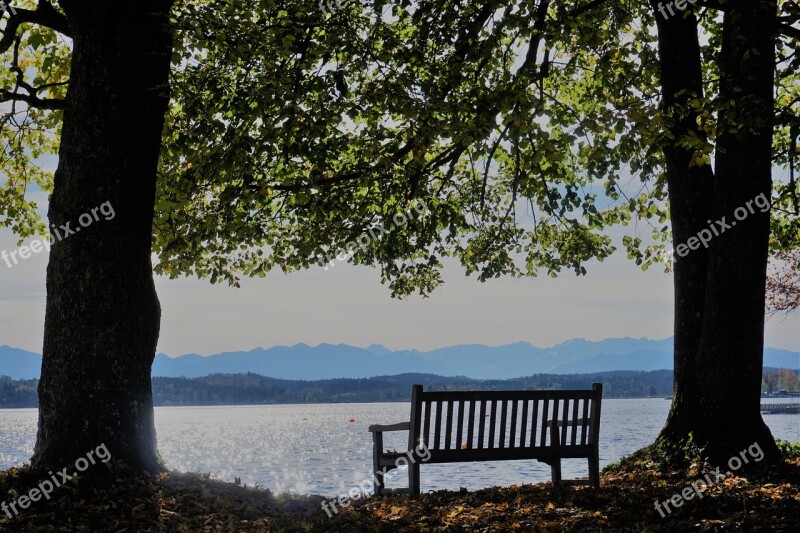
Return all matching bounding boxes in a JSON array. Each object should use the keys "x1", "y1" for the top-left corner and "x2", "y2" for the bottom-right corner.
[
  {"x1": 0, "y1": 88, "x2": 65, "y2": 109},
  {"x1": 0, "y1": 1, "x2": 71, "y2": 55},
  {"x1": 570, "y1": 0, "x2": 610, "y2": 18},
  {"x1": 779, "y1": 23, "x2": 800, "y2": 42}
]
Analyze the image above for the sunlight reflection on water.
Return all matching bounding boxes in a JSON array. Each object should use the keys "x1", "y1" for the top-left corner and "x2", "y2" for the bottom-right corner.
[{"x1": 0, "y1": 399, "x2": 797, "y2": 496}]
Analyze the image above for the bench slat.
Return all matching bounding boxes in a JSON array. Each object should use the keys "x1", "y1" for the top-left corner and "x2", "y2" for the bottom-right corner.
[
  {"x1": 488, "y1": 400, "x2": 497, "y2": 449},
  {"x1": 427, "y1": 446, "x2": 595, "y2": 463},
  {"x1": 498, "y1": 400, "x2": 508, "y2": 448},
  {"x1": 467, "y1": 400, "x2": 476, "y2": 449},
  {"x1": 418, "y1": 390, "x2": 597, "y2": 402},
  {"x1": 444, "y1": 400, "x2": 454, "y2": 450},
  {"x1": 585, "y1": 401, "x2": 591, "y2": 444},
  {"x1": 434, "y1": 400, "x2": 443, "y2": 450},
  {"x1": 423, "y1": 401, "x2": 432, "y2": 451},
  {"x1": 561, "y1": 399, "x2": 570, "y2": 445},
  {"x1": 478, "y1": 400, "x2": 487, "y2": 449},
  {"x1": 509, "y1": 400, "x2": 518, "y2": 448},
  {"x1": 571, "y1": 399, "x2": 580, "y2": 446},
  {"x1": 539, "y1": 400, "x2": 550, "y2": 446},
  {"x1": 582, "y1": 398, "x2": 590, "y2": 445},
  {"x1": 456, "y1": 400, "x2": 464, "y2": 450},
  {"x1": 520, "y1": 399, "x2": 529, "y2": 448}
]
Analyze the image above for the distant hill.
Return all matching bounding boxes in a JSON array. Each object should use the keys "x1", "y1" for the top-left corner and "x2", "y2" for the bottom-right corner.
[
  {"x1": 0, "y1": 370, "x2": 676, "y2": 408},
  {"x1": 1, "y1": 338, "x2": 798, "y2": 380},
  {"x1": 0, "y1": 345, "x2": 45, "y2": 380}
]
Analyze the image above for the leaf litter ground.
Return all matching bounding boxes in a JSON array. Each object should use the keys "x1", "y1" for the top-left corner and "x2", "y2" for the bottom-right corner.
[{"x1": 0, "y1": 453, "x2": 798, "y2": 531}]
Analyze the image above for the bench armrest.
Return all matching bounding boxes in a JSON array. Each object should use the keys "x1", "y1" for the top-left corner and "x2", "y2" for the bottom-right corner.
[{"x1": 368, "y1": 422, "x2": 410, "y2": 433}]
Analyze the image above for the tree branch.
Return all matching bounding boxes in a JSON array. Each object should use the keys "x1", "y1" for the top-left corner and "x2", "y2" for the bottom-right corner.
[
  {"x1": 569, "y1": 0, "x2": 611, "y2": 18},
  {"x1": 779, "y1": 22, "x2": 800, "y2": 42},
  {"x1": 0, "y1": 1, "x2": 71, "y2": 55},
  {"x1": 0, "y1": 88, "x2": 65, "y2": 109},
  {"x1": 1, "y1": 29, "x2": 66, "y2": 109}
]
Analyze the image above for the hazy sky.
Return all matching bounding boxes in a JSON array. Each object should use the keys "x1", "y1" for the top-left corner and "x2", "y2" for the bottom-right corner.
[{"x1": 1, "y1": 211, "x2": 797, "y2": 355}]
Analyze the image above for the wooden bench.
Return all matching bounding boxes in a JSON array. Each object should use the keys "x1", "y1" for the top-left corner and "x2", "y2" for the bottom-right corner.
[{"x1": 368, "y1": 383, "x2": 603, "y2": 495}]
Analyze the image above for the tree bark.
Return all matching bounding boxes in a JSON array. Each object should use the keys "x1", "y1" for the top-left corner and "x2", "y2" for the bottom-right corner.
[
  {"x1": 653, "y1": 0, "x2": 781, "y2": 462},
  {"x1": 32, "y1": 1, "x2": 174, "y2": 472}
]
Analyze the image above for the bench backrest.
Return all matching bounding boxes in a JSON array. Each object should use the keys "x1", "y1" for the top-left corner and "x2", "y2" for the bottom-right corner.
[{"x1": 407, "y1": 384, "x2": 602, "y2": 462}]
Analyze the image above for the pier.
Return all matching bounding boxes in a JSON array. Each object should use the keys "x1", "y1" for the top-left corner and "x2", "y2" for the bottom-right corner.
[{"x1": 761, "y1": 403, "x2": 800, "y2": 414}]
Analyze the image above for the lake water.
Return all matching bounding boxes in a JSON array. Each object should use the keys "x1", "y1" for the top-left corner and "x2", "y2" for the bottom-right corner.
[{"x1": 0, "y1": 399, "x2": 797, "y2": 496}]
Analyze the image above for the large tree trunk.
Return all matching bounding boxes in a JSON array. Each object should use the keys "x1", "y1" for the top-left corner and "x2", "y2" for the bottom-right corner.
[
  {"x1": 32, "y1": 1, "x2": 174, "y2": 472},
  {"x1": 654, "y1": 0, "x2": 781, "y2": 462}
]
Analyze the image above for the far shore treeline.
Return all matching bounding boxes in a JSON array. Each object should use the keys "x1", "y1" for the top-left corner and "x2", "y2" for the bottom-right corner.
[{"x1": 0, "y1": 369, "x2": 794, "y2": 408}]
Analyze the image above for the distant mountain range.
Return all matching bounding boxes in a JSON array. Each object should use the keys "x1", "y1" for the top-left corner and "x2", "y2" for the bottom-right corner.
[
  {"x1": 0, "y1": 371, "x2": 677, "y2": 408},
  {"x1": 1, "y1": 337, "x2": 798, "y2": 380}
]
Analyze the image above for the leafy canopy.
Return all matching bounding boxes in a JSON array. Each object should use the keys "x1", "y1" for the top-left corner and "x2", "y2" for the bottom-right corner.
[{"x1": 2, "y1": 0, "x2": 798, "y2": 296}]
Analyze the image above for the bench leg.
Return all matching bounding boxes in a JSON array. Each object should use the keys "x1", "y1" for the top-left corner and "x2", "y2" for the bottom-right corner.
[
  {"x1": 408, "y1": 461, "x2": 420, "y2": 496},
  {"x1": 373, "y1": 467, "x2": 386, "y2": 496},
  {"x1": 372, "y1": 432, "x2": 385, "y2": 496},
  {"x1": 588, "y1": 451, "x2": 600, "y2": 488},
  {"x1": 550, "y1": 459, "x2": 562, "y2": 485}
]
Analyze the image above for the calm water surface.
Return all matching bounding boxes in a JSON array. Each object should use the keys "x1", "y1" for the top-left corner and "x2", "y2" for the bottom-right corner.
[{"x1": 0, "y1": 399, "x2": 797, "y2": 496}]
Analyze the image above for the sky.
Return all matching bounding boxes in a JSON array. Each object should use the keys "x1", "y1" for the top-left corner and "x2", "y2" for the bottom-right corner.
[
  {"x1": 1, "y1": 24, "x2": 797, "y2": 358},
  {"x1": 1, "y1": 210, "x2": 798, "y2": 356}
]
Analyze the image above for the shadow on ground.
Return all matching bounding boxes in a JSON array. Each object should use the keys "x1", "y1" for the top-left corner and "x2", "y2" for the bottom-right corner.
[{"x1": 1, "y1": 453, "x2": 798, "y2": 531}]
